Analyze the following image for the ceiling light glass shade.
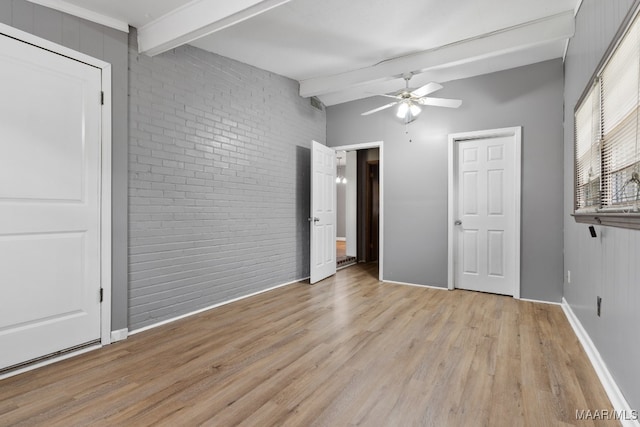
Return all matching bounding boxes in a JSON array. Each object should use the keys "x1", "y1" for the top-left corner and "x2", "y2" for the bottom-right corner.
[
  {"x1": 336, "y1": 176, "x2": 341, "y2": 183},
  {"x1": 402, "y1": 103, "x2": 422, "y2": 124},
  {"x1": 342, "y1": 177, "x2": 347, "y2": 184},
  {"x1": 396, "y1": 102, "x2": 409, "y2": 119},
  {"x1": 397, "y1": 101, "x2": 422, "y2": 123}
]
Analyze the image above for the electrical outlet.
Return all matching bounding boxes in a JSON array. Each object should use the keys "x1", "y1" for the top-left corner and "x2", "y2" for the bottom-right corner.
[
  {"x1": 567, "y1": 270, "x2": 571, "y2": 283},
  {"x1": 597, "y1": 296, "x2": 602, "y2": 317}
]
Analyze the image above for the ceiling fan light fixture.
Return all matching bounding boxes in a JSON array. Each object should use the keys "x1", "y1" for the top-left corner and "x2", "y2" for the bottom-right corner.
[
  {"x1": 396, "y1": 102, "x2": 409, "y2": 119},
  {"x1": 360, "y1": 76, "x2": 460, "y2": 121}
]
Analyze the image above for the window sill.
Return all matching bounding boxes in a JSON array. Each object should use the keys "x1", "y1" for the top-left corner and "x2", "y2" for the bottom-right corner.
[{"x1": 573, "y1": 212, "x2": 640, "y2": 230}]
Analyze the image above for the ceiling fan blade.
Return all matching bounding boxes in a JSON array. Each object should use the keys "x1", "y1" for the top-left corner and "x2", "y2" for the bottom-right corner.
[
  {"x1": 363, "y1": 91, "x2": 402, "y2": 100},
  {"x1": 418, "y1": 97, "x2": 462, "y2": 108},
  {"x1": 376, "y1": 94, "x2": 403, "y2": 100},
  {"x1": 361, "y1": 101, "x2": 399, "y2": 116},
  {"x1": 410, "y1": 82, "x2": 443, "y2": 98}
]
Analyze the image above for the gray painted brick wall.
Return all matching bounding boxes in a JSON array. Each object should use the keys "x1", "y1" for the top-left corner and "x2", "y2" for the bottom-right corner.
[{"x1": 128, "y1": 31, "x2": 325, "y2": 330}]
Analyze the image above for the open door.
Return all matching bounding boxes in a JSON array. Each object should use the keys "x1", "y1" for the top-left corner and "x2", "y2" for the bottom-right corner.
[{"x1": 310, "y1": 141, "x2": 336, "y2": 284}]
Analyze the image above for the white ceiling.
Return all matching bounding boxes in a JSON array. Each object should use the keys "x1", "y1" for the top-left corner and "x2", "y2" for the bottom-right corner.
[{"x1": 29, "y1": 0, "x2": 578, "y2": 106}]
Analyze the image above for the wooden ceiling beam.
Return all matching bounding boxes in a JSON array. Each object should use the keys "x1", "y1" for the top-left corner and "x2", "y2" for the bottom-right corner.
[
  {"x1": 300, "y1": 11, "x2": 575, "y2": 99},
  {"x1": 137, "y1": 0, "x2": 292, "y2": 56}
]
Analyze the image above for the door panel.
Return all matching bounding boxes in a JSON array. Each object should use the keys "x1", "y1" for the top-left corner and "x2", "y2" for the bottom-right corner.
[
  {"x1": 0, "y1": 60, "x2": 85, "y2": 201},
  {"x1": 310, "y1": 141, "x2": 336, "y2": 284},
  {"x1": 462, "y1": 230, "x2": 479, "y2": 274},
  {"x1": 0, "y1": 233, "x2": 85, "y2": 327},
  {"x1": 487, "y1": 170, "x2": 504, "y2": 215},
  {"x1": 487, "y1": 230, "x2": 505, "y2": 277},
  {"x1": 462, "y1": 171, "x2": 478, "y2": 214},
  {"x1": 0, "y1": 33, "x2": 102, "y2": 370},
  {"x1": 455, "y1": 135, "x2": 516, "y2": 295}
]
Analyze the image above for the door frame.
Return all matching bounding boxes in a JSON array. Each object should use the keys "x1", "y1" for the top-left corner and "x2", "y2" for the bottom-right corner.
[
  {"x1": 447, "y1": 127, "x2": 521, "y2": 297},
  {"x1": 365, "y1": 160, "x2": 379, "y2": 262},
  {"x1": 331, "y1": 141, "x2": 384, "y2": 282},
  {"x1": 0, "y1": 23, "x2": 112, "y2": 345}
]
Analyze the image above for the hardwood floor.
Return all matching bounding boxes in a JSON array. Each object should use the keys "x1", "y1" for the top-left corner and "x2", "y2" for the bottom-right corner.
[{"x1": 0, "y1": 264, "x2": 617, "y2": 426}]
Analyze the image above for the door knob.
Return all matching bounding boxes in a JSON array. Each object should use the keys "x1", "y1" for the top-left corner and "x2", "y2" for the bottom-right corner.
[
  {"x1": 454, "y1": 219, "x2": 462, "y2": 226},
  {"x1": 308, "y1": 217, "x2": 320, "y2": 223}
]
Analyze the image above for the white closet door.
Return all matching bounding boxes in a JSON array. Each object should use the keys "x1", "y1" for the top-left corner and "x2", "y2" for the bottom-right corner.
[{"x1": 0, "y1": 33, "x2": 102, "y2": 370}]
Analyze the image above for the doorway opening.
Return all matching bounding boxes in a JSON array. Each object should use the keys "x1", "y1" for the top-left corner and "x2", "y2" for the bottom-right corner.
[
  {"x1": 335, "y1": 152, "x2": 356, "y2": 268},
  {"x1": 309, "y1": 141, "x2": 384, "y2": 284},
  {"x1": 333, "y1": 142, "x2": 383, "y2": 281}
]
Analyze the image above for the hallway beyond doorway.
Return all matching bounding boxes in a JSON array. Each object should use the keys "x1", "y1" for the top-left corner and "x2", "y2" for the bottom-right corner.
[{"x1": 336, "y1": 240, "x2": 356, "y2": 268}]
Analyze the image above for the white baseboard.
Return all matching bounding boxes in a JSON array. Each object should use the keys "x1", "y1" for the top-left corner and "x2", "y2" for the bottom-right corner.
[
  {"x1": 384, "y1": 279, "x2": 448, "y2": 290},
  {"x1": 561, "y1": 298, "x2": 640, "y2": 426},
  {"x1": 129, "y1": 277, "x2": 308, "y2": 336},
  {"x1": 110, "y1": 328, "x2": 128, "y2": 343},
  {"x1": 519, "y1": 297, "x2": 562, "y2": 305},
  {"x1": 336, "y1": 237, "x2": 346, "y2": 241}
]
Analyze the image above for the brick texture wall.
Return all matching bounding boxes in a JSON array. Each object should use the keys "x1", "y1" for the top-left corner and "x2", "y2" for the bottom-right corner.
[{"x1": 128, "y1": 32, "x2": 325, "y2": 330}]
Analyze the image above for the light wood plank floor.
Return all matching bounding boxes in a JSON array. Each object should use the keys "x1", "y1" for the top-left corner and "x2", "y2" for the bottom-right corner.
[{"x1": 0, "y1": 264, "x2": 617, "y2": 426}]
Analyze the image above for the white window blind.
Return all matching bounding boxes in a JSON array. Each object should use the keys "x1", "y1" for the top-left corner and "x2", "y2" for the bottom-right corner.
[
  {"x1": 575, "y1": 84, "x2": 600, "y2": 209},
  {"x1": 601, "y1": 14, "x2": 640, "y2": 210},
  {"x1": 575, "y1": 9, "x2": 640, "y2": 214}
]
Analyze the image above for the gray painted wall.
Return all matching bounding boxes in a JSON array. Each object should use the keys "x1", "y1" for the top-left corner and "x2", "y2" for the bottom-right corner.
[
  {"x1": 128, "y1": 31, "x2": 325, "y2": 330},
  {"x1": 327, "y1": 59, "x2": 564, "y2": 301},
  {"x1": 0, "y1": 0, "x2": 129, "y2": 332},
  {"x1": 564, "y1": 0, "x2": 640, "y2": 410}
]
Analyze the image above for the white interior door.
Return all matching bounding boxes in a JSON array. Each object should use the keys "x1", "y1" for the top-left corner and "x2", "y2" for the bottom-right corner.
[
  {"x1": 310, "y1": 141, "x2": 336, "y2": 284},
  {"x1": 449, "y1": 128, "x2": 521, "y2": 296},
  {"x1": 0, "y1": 33, "x2": 102, "y2": 370}
]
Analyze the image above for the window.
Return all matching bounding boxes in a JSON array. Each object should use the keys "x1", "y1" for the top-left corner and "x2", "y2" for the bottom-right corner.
[
  {"x1": 574, "y1": 6, "x2": 640, "y2": 227},
  {"x1": 574, "y1": 82, "x2": 600, "y2": 210}
]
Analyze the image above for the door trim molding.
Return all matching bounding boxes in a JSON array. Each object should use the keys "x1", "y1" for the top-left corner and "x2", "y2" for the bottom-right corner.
[
  {"x1": 447, "y1": 127, "x2": 521, "y2": 298},
  {"x1": 331, "y1": 141, "x2": 384, "y2": 282},
  {"x1": 0, "y1": 23, "x2": 113, "y2": 345}
]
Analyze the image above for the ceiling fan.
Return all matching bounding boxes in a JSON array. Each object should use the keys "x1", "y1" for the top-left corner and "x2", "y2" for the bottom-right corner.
[{"x1": 361, "y1": 73, "x2": 462, "y2": 123}]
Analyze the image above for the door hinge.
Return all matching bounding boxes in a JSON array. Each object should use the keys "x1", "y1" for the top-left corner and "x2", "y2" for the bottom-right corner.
[
  {"x1": 100, "y1": 288, "x2": 104, "y2": 303},
  {"x1": 100, "y1": 91, "x2": 104, "y2": 105}
]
